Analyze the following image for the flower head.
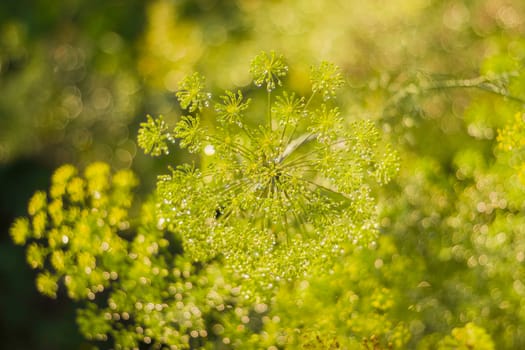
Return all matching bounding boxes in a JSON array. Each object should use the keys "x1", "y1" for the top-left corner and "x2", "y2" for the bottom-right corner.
[
  {"x1": 272, "y1": 91, "x2": 306, "y2": 126},
  {"x1": 137, "y1": 115, "x2": 172, "y2": 156},
  {"x1": 176, "y1": 72, "x2": 211, "y2": 112},
  {"x1": 149, "y1": 52, "x2": 398, "y2": 293},
  {"x1": 173, "y1": 115, "x2": 204, "y2": 153},
  {"x1": 310, "y1": 61, "x2": 345, "y2": 100},
  {"x1": 250, "y1": 51, "x2": 288, "y2": 92},
  {"x1": 215, "y1": 90, "x2": 251, "y2": 127}
]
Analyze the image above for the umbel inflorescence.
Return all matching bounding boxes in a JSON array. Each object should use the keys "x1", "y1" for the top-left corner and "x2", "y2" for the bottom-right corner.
[{"x1": 138, "y1": 51, "x2": 399, "y2": 290}]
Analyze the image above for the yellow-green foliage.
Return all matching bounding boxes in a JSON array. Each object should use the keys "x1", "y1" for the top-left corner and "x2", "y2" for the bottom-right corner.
[
  {"x1": 497, "y1": 112, "x2": 525, "y2": 152},
  {"x1": 7, "y1": 2, "x2": 525, "y2": 349},
  {"x1": 497, "y1": 112, "x2": 525, "y2": 184},
  {"x1": 10, "y1": 54, "x2": 401, "y2": 350},
  {"x1": 262, "y1": 236, "x2": 414, "y2": 349},
  {"x1": 138, "y1": 53, "x2": 399, "y2": 295},
  {"x1": 12, "y1": 47, "x2": 525, "y2": 349},
  {"x1": 437, "y1": 323, "x2": 495, "y2": 350},
  {"x1": 11, "y1": 162, "x2": 137, "y2": 300},
  {"x1": 11, "y1": 162, "x2": 260, "y2": 349}
]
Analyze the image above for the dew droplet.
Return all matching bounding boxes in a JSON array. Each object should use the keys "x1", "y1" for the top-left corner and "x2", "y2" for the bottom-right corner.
[{"x1": 204, "y1": 144, "x2": 216, "y2": 156}]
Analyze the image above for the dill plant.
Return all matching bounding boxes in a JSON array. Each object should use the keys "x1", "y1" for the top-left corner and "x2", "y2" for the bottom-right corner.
[
  {"x1": 9, "y1": 162, "x2": 257, "y2": 349},
  {"x1": 10, "y1": 52, "x2": 399, "y2": 349},
  {"x1": 138, "y1": 51, "x2": 399, "y2": 292}
]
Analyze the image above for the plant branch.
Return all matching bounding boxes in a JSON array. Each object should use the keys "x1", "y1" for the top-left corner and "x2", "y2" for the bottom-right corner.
[{"x1": 384, "y1": 72, "x2": 525, "y2": 114}]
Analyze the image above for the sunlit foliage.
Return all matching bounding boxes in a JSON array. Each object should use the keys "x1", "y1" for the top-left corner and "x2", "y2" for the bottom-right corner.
[
  {"x1": 10, "y1": 162, "x2": 254, "y2": 349},
  {"x1": 10, "y1": 163, "x2": 137, "y2": 299},
  {"x1": 6, "y1": 1, "x2": 525, "y2": 349},
  {"x1": 139, "y1": 54, "x2": 398, "y2": 294}
]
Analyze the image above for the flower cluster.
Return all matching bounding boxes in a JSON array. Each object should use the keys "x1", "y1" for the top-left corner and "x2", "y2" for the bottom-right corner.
[
  {"x1": 10, "y1": 163, "x2": 263, "y2": 349},
  {"x1": 497, "y1": 112, "x2": 525, "y2": 184},
  {"x1": 10, "y1": 162, "x2": 137, "y2": 299},
  {"x1": 250, "y1": 51, "x2": 288, "y2": 92},
  {"x1": 137, "y1": 115, "x2": 172, "y2": 156},
  {"x1": 138, "y1": 52, "x2": 399, "y2": 292}
]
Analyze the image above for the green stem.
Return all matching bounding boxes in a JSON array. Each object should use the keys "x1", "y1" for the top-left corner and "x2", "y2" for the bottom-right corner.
[
  {"x1": 384, "y1": 72, "x2": 525, "y2": 115},
  {"x1": 285, "y1": 91, "x2": 317, "y2": 148},
  {"x1": 281, "y1": 137, "x2": 350, "y2": 168},
  {"x1": 428, "y1": 77, "x2": 525, "y2": 104},
  {"x1": 207, "y1": 134, "x2": 254, "y2": 158},
  {"x1": 268, "y1": 90, "x2": 272, "y2": 130},
  {"x1": 296, "y1": 176, "x2": 349, "y2": 202},
  {"x1": 304, "y1": 91, "x2": 317, "y2": 110}
]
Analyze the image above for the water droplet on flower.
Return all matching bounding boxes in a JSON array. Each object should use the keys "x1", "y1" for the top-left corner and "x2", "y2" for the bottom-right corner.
[{"x1": 204, "y1": 144, "x2": 216, "y2": 156}]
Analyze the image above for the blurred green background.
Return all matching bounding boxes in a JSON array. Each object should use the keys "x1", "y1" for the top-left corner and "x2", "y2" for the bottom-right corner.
[{"x1": 1, "y1": 0, "x2": 525, "y2": 348}]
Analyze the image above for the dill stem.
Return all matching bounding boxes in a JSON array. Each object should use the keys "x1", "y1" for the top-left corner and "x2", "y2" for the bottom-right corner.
[
  {"x1": 268, "y1": 90, "x2": 272, "y2": 130},
  {"x1": 284, "y1": 91, "x2": 316, "y2": 149},
  {"x1": 207, "y1": 134, "x2": 254, "y2": 158}
]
